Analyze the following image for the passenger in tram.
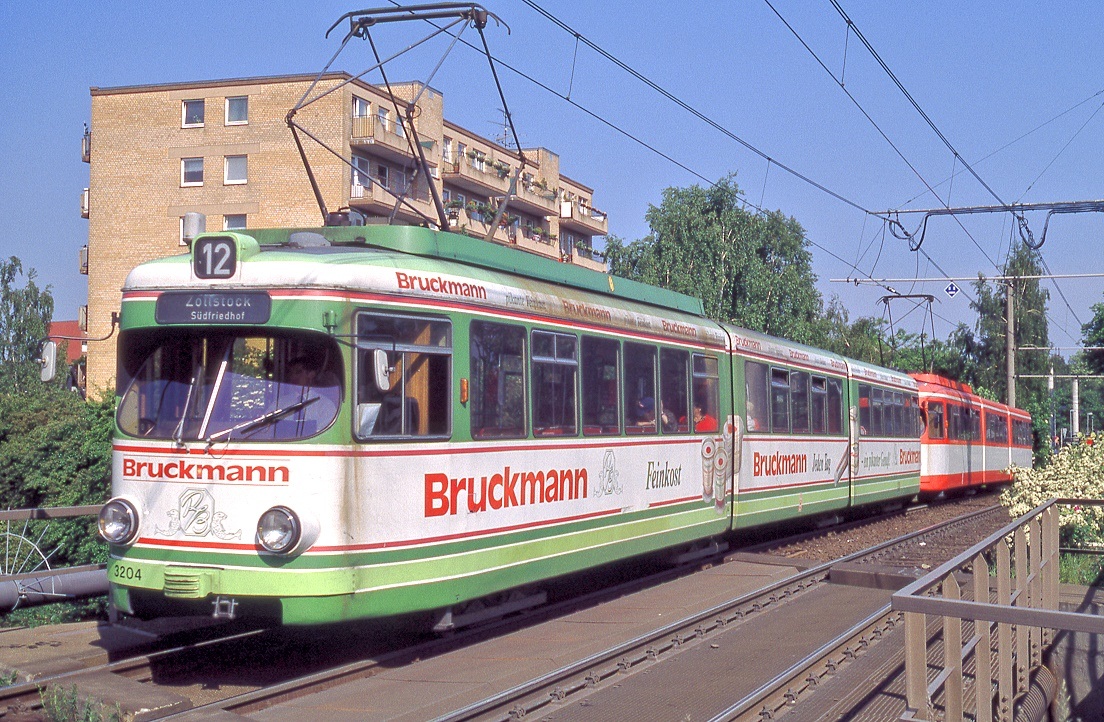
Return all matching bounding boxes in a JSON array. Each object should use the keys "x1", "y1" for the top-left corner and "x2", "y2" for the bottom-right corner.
[
  {"x1": 634, "y1": 397, "x2": 676, "y2": 432},
  {"x1": 745, "y1": 400, "x2": 763, "y2": 431},
  {"x1": 682, "y1": 402, "x2": 718, "y2": 433},
  {"x1": 285, "y1": 356, "x2": 340, "y2": 432}
]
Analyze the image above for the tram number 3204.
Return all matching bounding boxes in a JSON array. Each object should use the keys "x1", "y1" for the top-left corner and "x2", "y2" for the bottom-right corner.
[
  {"x1": 112, "y1": 564, "x2": 142, "y2": 581},
  {"x1": 193, "y1": 237, "x2": 237, "y2": 279}
]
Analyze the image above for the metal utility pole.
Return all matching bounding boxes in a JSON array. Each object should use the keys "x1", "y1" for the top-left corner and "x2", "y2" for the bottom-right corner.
[
  {"x1": 1048, "y1": 365, "x2": 1056, "y2": 444},
  {"x1": 1006, "y1": 280, "x2": 1015, "y2": 408},
  {"x1": 1072, "y1": 377, "x2": 1080, "y2": 437}
]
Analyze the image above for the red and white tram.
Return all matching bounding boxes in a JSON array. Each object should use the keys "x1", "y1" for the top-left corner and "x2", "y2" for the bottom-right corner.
[{"x1": 912, "y1": 373, "x2": 1033, "y2": 493}]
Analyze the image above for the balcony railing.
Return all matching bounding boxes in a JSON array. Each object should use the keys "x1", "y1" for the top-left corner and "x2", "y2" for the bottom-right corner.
[
  {"x1": 350, "y1": 114, "x2": 411, "y2": 158},
  {"x1": 559, "y1": 199, "x2": 608, "y2": 235},
  {"x1": 350, "y1": 178, "x2": 430, "y2": 206},
  {"x1": 442, "y1": 156, "x2": 513, "y2": 196}
]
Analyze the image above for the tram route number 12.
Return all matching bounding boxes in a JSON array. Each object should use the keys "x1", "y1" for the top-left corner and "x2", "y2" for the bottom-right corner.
[{"x1": 194, "y1": 237, "x2": 237, "y2": 279}]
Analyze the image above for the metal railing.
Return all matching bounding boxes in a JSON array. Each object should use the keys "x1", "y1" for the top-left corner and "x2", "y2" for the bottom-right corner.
[
  {"x1": 2, "y1": 505, "x2": 106, "y2": 612},
  {"x1": 893, "y1": 498, "x2": 1104, "y2": 721}
]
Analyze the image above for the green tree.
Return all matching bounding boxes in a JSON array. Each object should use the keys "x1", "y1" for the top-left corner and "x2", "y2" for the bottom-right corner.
[
  {"x1": 606, "y1": 176, "x2": 825, "y2": 344},
  {"x1": 0, "y1": 388, "x2": 114, "y2": 566},
  {"x1": 0, "y1": 257, "x2": 53, "y2": 394},
  {"x1": 1082, "y1": 297, "x2": 1104, "y2": 375}
]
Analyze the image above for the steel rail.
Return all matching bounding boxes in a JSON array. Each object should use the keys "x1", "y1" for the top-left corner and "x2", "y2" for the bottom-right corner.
[
  {"x1": 0, "y1": 625, "x2": 269, "y2": 715},
  {"x1": 431, "y1": 504, "x2": 1005, "y2": 722}
]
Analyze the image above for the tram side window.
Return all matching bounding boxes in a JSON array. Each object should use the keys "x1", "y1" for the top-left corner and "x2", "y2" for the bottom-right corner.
[
  {"x1": 790, "y1": 371, "x2": 810, "y2": 434},
  {"x1": 1012, "y1": 419, "x2": 1033, "y2": 447},
  {"x1": 948, "y1": 404, "x2": 964, "y2": 440},
  {"x1": 889, "y1": 392, "x2": 904, "y2": 437},
  {"x1": 927, "y1": 401, "x2": 945, "y2": 439},
  {"x1": 660, "y1": 348, "x2": 689, "y2": 433},
  {"x1": 624, "y1": 342, "x2": 658, "y2": 434},
  {"x1": 906, "y1": 393, "x2": 922, "y2": 438},
  {"x1": 770, "y1": 367, "x2": 790, "y2": 433},
  {"x1": 986, "y1": 412, "x2": 1009, "y2": 444},
  {"x1": 859, "y1": 384, "x2": 872, "y2": 435},
  {"x1": 810, "y1": 376, "x2": 827, "y2": 434},
  {"x1": 470, "y1": 321, "x2": 526, "y2": 438},
  {"x1": 826, "y1": 377, "x2": 843, "y2": 435},
  {"x1": 871, "y1": 387, "x2": 887, "y2": 436},
  {"x1": 692, "y1": 354, "x2": 720, "y2": 433},
  {"x1": 745, "y1": 361, "x2": 769, "y2": 432},
  {"x1": 531, "y1": 331, "x2": 578, "y2": 437},
  {"x1": 581, "y1": 336, "x2": 620, "y2": 435},
  {"x1": 355, "y1": 313, "x2": 451, "y2": 439},
  {"x1": 967, "y1": 407, "x2": 981, "y2": 440}
]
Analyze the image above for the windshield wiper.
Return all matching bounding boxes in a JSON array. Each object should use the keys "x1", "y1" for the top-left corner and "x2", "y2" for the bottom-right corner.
[
  {"x1": 172, "y1": 365, "x2": 202, "y2": 448},
  {"x1": 204, "y1": 396, "x2": 320, "y2": 448}
]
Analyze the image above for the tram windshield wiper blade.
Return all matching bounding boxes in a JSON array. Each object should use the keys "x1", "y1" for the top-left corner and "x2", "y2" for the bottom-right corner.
[{"x1": 204, "y1": 396, "x2": 320, "y2": 447}]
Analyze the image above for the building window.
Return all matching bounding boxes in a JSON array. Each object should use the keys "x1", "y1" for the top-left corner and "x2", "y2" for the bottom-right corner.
[
  {"x1": 181, "y1": 157, "x2": 203, "y2": 186},
  {"x1": 223, "y1": 214, "x2": 247, "y2": 230},
  {"x1": 352, "y1": 96, "x2": 370, "y2": 118},
  {"x1": 377, "y1": 106, "x2": 390, "y2": 133},
  {"x1": 182, "y1": 99, "x2": 204, "y2": 127},
  {"x1": 375, "y1": 164, "x2": 389, "y2": 189},
  {"x1": 224, "y1": 155, "x2": 247, "y2": 185},
  {"x1": 442, "y1": 136, "x2": 453, "y2": 163},
  {"x1": 178, "y1": 217, "x2": 187, "y2": 246},
  {"x1": 225, "y1": 96, "x2": 248, "y2": 125},
  {"x1": 352, "y1": 155, "x2": 371, "y2": 188}
]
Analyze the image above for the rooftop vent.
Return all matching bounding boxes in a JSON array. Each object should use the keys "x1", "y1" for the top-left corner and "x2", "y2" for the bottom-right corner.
[{"x1": 288, "y1": 232, "x2": 331, "y2": 248}]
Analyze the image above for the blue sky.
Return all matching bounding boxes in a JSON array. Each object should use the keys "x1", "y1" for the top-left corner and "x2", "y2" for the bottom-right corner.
[{"x1": 2, "y1": 1, "x2": 1103, "y2": 351}]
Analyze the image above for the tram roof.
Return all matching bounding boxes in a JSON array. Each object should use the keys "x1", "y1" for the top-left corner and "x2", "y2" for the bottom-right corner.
[{"x1": 239, "y1": 225, "x2": 706, "y2": 316}]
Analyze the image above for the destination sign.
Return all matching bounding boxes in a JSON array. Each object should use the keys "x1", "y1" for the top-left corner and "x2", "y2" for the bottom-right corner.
[{"x1": 155, "y1": 291, "x2": 271, "y2": 325}]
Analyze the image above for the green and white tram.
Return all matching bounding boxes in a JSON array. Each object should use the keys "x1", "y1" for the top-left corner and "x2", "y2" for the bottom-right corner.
[{"x1": 101, "y1": 223, "x2": 920, "y2": 625}]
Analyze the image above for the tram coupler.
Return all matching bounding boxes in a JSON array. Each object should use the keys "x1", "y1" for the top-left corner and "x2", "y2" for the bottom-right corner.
[{"x1": 211, "y1": 596, "x2": 239, "y2": 620}]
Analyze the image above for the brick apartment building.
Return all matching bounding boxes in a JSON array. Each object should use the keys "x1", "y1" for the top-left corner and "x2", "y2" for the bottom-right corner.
[{"x1": 81, "y1": 72, "x2": 609, "y2": 392}]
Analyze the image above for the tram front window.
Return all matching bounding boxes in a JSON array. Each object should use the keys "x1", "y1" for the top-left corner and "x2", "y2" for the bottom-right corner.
[{"x1": 117, "y1": 331, "x2": 342, "y2": 441}]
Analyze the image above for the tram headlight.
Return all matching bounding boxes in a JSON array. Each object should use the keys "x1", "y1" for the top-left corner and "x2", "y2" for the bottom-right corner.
[
  {"x1": 256, "y1": 506, "x2": 301, "y2": 554},
  {"x1": 99, "y1": 498, "x2": 139, "y2": 545}
]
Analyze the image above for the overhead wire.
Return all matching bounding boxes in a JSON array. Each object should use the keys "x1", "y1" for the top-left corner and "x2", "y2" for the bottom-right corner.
[
  {"x1": 517, "y1": 0, "x2": 964, "y2": 338},
  {"x1": 378, "y1": 0, "x2": 1014, "y2": 339},
  {"x1": 773, "y1": 0, "x2": 1078, "y2": 341},
  {"x1": 900, "y1": 85, "x2": 1104, "y2": 208},
  {"x1": 519, "y1": 0, "x2": 879, "y2": 217},
  {"x1": 762, "y1": 0, "x2": 1001, "y2": 272},
  {"x1": 824, "y1": 0, "x2": 1084, "y2": 337}
]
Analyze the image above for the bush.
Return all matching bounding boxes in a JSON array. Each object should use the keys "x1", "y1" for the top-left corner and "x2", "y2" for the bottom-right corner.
[
  {"x1": 1002, "y1": 433, "x2": 1104, "y2": 551},
  {"x1": 0, "y1": 385, "x2": 114, "y2": 626}
]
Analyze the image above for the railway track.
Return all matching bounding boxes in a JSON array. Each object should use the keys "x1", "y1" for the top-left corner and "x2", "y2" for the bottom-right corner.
[
  {"x1": 0, "y1": 495, "x2": 1006, "y2": 721},
  {"x1": 426, "y1": 504, "x2": 1009, "y2": 722}
]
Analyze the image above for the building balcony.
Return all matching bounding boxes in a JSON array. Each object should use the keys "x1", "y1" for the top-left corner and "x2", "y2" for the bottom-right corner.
[
  {"x1": 441, "y1": 157, "x2": 514, "y2": 198},
  {"x1": 349, "y1": 180, "x2": 433, "y2": 224},
  {"x1": 559, "y1": 200, "x2": 608, "y2": 236},
  {"x1": 350, "y1": 114, "x2": 415, "y2": 163},
  {"x1": 511, "y1": 181, "x2": 558, "y2": 216},
  {"x1": 571, "y1": 243, "x2": 607, "y2": 272},
  {"x1": 80, "y1": 188, "x2": 89, "y2": 219},
  {"x1": 79, "y1": 245, "x2": 88, "y2": 275},
  {"x1": 81, "y1": 127, "x2": 91, "y2": 163}
]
